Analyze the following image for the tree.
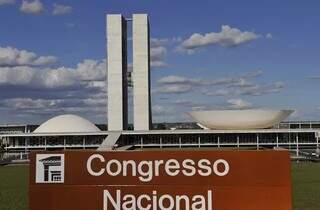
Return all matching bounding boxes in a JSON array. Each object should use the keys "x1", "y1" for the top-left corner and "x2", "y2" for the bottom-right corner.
[{"x1": 154, "y1": 123, "x2": 166, "y2": 130}]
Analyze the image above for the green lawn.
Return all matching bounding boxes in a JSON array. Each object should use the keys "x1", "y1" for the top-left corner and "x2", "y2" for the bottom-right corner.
[
  {"x1": 0, "y1": 163, "x2": 319, "y2": 210},
  {"x1": 292, "y1": 163, "x2": 320, "y2": 210},
  {"x1": 0, "y1": 165, "x2": 28, "y2": 210}
]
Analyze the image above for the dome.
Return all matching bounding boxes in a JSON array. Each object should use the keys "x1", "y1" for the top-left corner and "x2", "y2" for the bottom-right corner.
[
  {"x1": 188, "y1": 109, "x2": 294, "y2": 130},
  {"x1": 33, "y1": 114, "x2": 101, "y2": 133}
]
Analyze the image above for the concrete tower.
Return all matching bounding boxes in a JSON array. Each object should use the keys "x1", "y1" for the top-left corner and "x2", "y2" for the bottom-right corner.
[
  {"x1": 133, "y1": 14, "x2": 152, "y2": 130},
  {"x1": 107, "y1": 14, "x2": 128, "y2": 130}
]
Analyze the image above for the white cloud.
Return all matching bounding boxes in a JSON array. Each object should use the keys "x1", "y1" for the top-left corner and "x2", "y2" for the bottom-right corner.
[
  {"x1": 52, "y1": 3, "x2": 72, "y2": 15},
  {"x1": 172, "y1": 37, "x2": 183, "y2": 43},
  {"x1": 0, "y1": 0, "x2": 15, "y2": 6},
  {"x1": 148, "y1": 37, "x2": 185, "y2": 69},
  {"x1": 152, "y1": 104, "x2": 170, "y2": 115},
  {"x1": 227, "y1": 78, "x2": 252, "y2": 88},
  {"x1": 0, "y1": 45, "x2": 108, "y2": 123},
  {"x1": 157, "y1": 70, "x2": 284, "y2": 97},
  {"x1": 65, "y1": 22, "x2": 75, "y2": 28},
  {"x1": 0, "y1": 47, "x2": 106, "y2": 91},
  {"x1": 227, "y1": 98, "x2": 252, "y2": 109},
  {"x1": 1, "y1": 98, "x2": 59, "y2": 109},
  {"x1": 0, "y1": 59, "x2": 106, "y2": 90},
  {"x1": 158, "y1": 70, "x2": 263, "y2": 87},
  {"x1": 153, "y1": 84, "x2": 192, "y2": 94},
  {"x1": 0, "y1": 96, "x2": 108, "y2": 123},
  {"x1": 240, "y1": 82, "x2": 284, "y2": 96},
  {"x1": 266, "y1": 33, "x2": 273, "y2": 39},
  {"x1": 177, "y1": 25, "x2": 260, "y2": 54},
  {"x1": 151, "y1": 104, "x2": 184, "y2": 122},
  {"x1": 172, "y1": 99, "x2": 203, "y2": 109},
  {"x1": 204, "y1": 82, "x2": 284, "y2": 97},
  {"x1": 152, "y1": 101, "x2": 206, "y2": 122},
  {"x1": 150, "y1": 38, "x2": 169, "y2": 47},
  {"x1": 158, "y1": 75, "x2": 189, "y2": 84},
  {"x1": 243, "y1": 69, "x2": 263, "y2": 78},
  {"x1": 158, "y1": 75, "x2": 211, "y2": 86},
  {"x1": 0, "y1": 53, "x2": 107, "y2": 123},
  {"x1": 0, "y1": 66, "x2": 76, "y2": 88},
  {"x1": 204, "y1": 89, "x2": 232, "y2": 97},
  {"x1": 0, "y1": 66, "x2": 34, "y2": 86},
  {"x1": 20, "y1": 0, "x2": 44, "y2": 14},
  {"x1": 0, "y1": 97, "x2": 107, "y2": 110},
  {"x1": 150, "y1": 46, "x2": 167, "y2": 68},
  {"x1": 40, "y1": 67, "x2": 77, "y2": 89},
  {"x1": 0, "y1": 46, "x2": 57, "y2": 66},
  {"x1": 156, "y1": 73, "x2": 242, "y2": 95},
  {"x1": 150, "y1": 60, "x2": 167, "y2": 68},
  {"x1": 149, "y1": 38, "x2": 168, "y2": 68},
  {"x1": 75, "y1": 59, "x2": 106, "y2": 81}
]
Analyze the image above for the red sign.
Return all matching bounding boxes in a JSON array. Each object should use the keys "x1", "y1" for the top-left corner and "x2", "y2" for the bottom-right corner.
[{"x1": 29, "y1": 150, "x2": 292, "y2": 210}]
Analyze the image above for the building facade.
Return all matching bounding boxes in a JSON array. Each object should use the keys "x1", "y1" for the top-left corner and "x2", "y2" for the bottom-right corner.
[
  {"x1": 133, "y1": 14, "x2": 152, "y2": 131},
  {"x1": 107, "y1": 14, "x2": 128, "y2": 131}
]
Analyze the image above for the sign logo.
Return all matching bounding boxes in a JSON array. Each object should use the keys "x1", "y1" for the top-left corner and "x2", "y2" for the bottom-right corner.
[{"x1": 36, "y1": 154, "x2": 64, "y2": 183}]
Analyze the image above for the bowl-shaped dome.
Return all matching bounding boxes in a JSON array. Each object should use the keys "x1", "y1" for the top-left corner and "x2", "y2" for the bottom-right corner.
[
  {"x1": 33, "y1": 114, "x2": 101, "y2": 133},
  {"x1": 188, "y1": 109, "x2": 294, "y2": 130}
]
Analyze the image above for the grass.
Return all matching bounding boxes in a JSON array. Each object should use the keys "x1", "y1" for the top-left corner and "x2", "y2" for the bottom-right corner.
[
  {"x1": 0, "y1": 165, "x2": 28, "y2": 210},
  {"x1": 292, "y1": 162, "x2": 320, "y2": 210},
  {"x1": 0, "y1": 163, "x2": 320, "y2": 210}
]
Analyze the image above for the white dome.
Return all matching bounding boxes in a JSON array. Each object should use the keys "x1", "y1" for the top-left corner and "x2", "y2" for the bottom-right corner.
[
  {"x1": 33, "y1": 114, "x2": 101, "y2": 133},
  {"x1": 188, "y1": 109, "x2": 294, "y2": 130}
]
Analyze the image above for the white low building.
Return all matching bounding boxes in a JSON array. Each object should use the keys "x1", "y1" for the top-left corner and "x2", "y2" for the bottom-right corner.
[{"x1": 1, "y1": 114, "x2": 320, "y2": 161}]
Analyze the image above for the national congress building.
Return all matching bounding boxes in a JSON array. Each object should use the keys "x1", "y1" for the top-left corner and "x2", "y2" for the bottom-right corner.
[{"x1": 1, "y1": 14, "x2": 319, "y2": 163}]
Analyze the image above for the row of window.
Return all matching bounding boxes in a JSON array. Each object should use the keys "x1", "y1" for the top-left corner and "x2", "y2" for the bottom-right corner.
[
  {"x1": 5, "y1": 133, "x2": 318, "y2": 148},
  {"x1": 8, "y1": 136, "x2": 106, "y2": 147},
  {"x1": 118, "y1": 133, "x2": 317, "y2": 146}
]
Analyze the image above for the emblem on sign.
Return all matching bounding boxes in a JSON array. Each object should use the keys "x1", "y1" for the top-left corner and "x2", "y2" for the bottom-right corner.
[{"x1": 35, "y1": 154, "x2": 65, "y2": 183}]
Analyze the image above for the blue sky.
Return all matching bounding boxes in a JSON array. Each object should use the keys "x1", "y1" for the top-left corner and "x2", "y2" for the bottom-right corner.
[{"x1": 0, "y1": 0, "x2": 319, "y2": 124}]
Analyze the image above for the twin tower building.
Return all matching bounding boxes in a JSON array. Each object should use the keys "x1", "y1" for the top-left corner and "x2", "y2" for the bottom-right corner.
[{"x1": 107, "y1": 14, "x2": 152, "y2": 131}]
